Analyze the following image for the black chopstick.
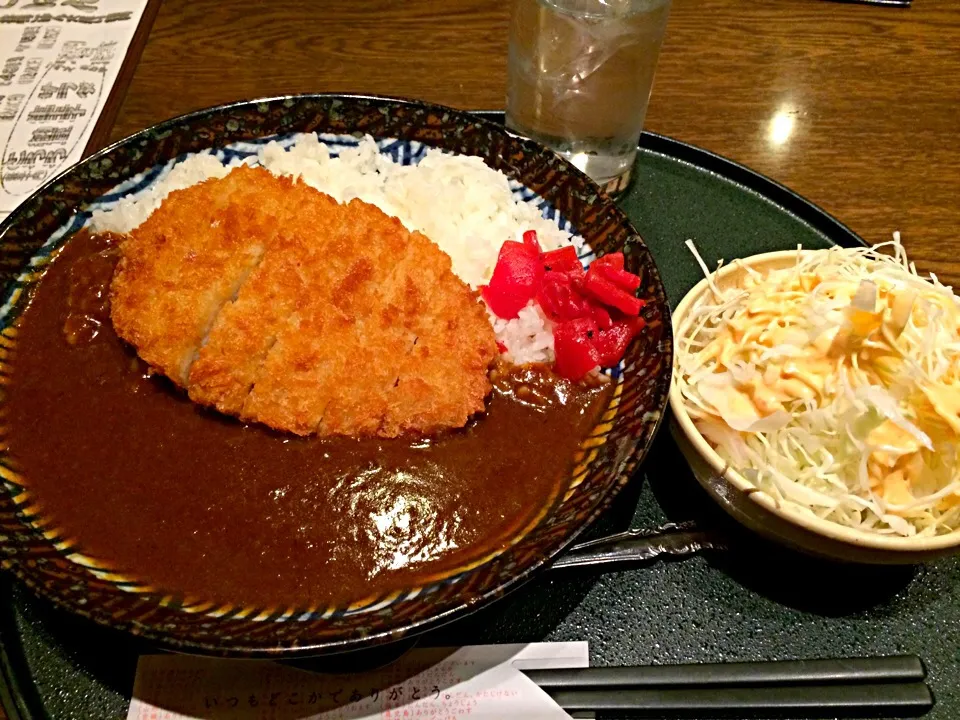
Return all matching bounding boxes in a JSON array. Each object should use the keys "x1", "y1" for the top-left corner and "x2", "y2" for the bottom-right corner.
[
  {"x1": 523, "y1": 654, "x2": 926, "y2": 689},
  {"x1": 547, "y1": 682, "x2": 934, "y2": 718}
]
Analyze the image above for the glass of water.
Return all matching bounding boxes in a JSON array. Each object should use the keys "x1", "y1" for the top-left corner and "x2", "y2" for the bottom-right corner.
[{"x1": 505, "y1": 0, "x2": 671, "y2": 195}]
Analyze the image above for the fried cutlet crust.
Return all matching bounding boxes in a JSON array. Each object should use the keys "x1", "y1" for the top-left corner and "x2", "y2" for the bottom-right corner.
[
  {"x1": 110, "y1": 166, "x2": 285, "y2": 386},
  {"x1": 186, "y1": 182, "x2": 341, "y2": 417},
  {"x1": 110, "y1": 167, "x2": 498, "y2": 438}
]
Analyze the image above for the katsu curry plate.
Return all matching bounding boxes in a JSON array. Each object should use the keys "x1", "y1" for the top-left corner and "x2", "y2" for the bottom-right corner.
[{"x1": 0, "y1": 95, "x2": 671, "y2": 655}]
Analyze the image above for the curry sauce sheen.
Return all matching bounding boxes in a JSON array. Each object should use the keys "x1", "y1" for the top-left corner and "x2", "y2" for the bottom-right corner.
[{"x1": 6, "y1": 231, "x2": 611, "y2": 609}]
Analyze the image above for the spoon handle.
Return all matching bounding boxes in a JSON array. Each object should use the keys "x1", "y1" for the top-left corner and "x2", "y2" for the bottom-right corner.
[{"x1": 550, "y1": 521, "x2": 728, "y2": 572}]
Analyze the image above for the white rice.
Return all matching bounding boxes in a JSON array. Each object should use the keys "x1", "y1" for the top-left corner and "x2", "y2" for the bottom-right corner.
[{"x1": 90, "y1": 133, "x2": 583, "y2": 364}]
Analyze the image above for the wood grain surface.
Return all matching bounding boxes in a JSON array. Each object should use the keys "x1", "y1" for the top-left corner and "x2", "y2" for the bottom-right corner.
[
  {"x1": 105, "y1": 0, "x2": 960, "y2": 284},
  {"x1": 0, "y1": 4, "x2": 951, "y2": 719}
]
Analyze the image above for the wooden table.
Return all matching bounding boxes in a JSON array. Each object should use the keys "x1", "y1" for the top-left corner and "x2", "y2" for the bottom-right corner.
[
  {"x1": 0, "y1": 3, "x2": 953, "y2": 718},
  {"x1": 104, "y1": 0, "x2": 960, "y2": 283},
  {"x1": 0, "y1": 0, "x2": 960, "y2": 718}
]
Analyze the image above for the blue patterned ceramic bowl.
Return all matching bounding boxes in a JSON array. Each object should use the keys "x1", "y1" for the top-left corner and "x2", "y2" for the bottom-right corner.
[{"x1": 0, "y1": 95, "x2": 671, "y2": 656}]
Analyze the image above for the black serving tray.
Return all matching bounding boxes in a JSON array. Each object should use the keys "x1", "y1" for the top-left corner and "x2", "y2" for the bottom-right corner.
[{"x1": 1, "y1": 115, "x2": 954, "y2": 720}]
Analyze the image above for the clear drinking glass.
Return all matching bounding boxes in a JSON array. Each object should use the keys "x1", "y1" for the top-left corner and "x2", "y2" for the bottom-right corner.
[{"x1": 505, "y1": 0, "x2": 671, "y2": 195}]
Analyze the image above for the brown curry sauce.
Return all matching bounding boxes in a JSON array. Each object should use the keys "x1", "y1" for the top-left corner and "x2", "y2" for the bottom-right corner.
[{"x1": 6, "y1": 231, "x2": 611, "y2": 609}]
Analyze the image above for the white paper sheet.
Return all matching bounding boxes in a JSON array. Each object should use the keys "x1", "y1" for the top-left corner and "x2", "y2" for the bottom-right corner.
[
  {"x1": 0, "y1": 0, "x2": 149, "y2": 221},
  {"x1": 127, "y1": 642, "x2": 588, "y2": 720}
]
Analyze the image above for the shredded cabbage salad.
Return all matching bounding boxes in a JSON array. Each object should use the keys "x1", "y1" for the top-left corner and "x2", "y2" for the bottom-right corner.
[{"x1": 676, "y1": 234, "x2": 960, "y2": 537}]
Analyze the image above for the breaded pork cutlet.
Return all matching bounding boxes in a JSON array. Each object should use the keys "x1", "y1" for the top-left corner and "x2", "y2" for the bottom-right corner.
[
  {"x1": 110, "y1": 166, "x2": 498, "y2": 438},
  {"x1": 110, "y1": 166, "x2": 283, "y2": 386}
]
